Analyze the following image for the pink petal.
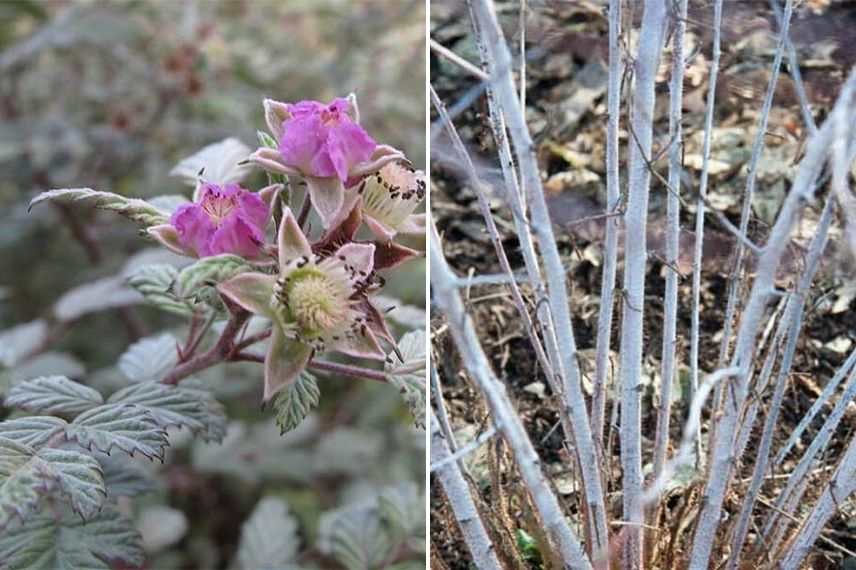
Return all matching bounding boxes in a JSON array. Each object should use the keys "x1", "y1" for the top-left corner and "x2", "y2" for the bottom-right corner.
[
  {"x1": 171, "y1": 203, "x2": 215, "y2": 257},
  {"x1": 305, "y1": 176, "x2": 345, "y2": 228},
  {"x1": 217, "y1": 272, "x2": 276, "y2": 317},
  {"x1": 249, "y1": 148, "x2": 301, "y2": 176},
  {"x1": 287, "y1": 100, "x2": 325, "y2": 116},
  {"x1": 147, "y1": 224, "x2": 195, "y2": 257},
  {"x1": 208, "y1": 215, "x2": 264, "y2": 258},
  {"x1": 316, "y1": 136, "x2": 349, "y2": 182},
  {"x1": 277, "y1": 207, "x2": 312, "y2": 271},
  {"x1": 334, "y1": 242, "x2": 375, "y2": 277},
  {"x1": 279, "y1": 113, "x2": 328, "y2": 177},
  {"x1": 234, "y1": 186, "x2": 270, "y2": 229},
  {"x1": 349, "y1": 145, "x2": 405, "y2": 179},
  {"x1": 331, "y1": 120, "x2": 376, "y2": 173},
  {"x1": 264, "y1": 327, "x2": 313, "y2": 402}
]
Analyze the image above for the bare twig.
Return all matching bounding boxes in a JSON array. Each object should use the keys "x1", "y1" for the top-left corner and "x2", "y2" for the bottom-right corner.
[
  {"x1": 717, "y1": 0, "x2": 795, "y2": 370},
  {"x1": 689, "y1": 0, "x2": 724, "y2": 465},
  {"x1": 429, "y1": 39, "x2": 489, "y2": 81},
  {"x1": 431, "y1": 225, "x2": 593, "y2": 570},
  {"x1": 617, "y1": 0, "x2": 667, "y2": 565},
  {"x1": 430, "y1": 410, "x2": 503, "y2": 570},
  {"x1": 653, "y1": 0, "x2": 688, "y2": 483},
  {"x1": 466, "y1": 0, "x2": 610, "y2": 558},
  {"x1": 592, "y1": 0, "x2": 623, "y2": 450},
  {"x1": 688, "y1": 67, "x2": 856, "y2": 568}
]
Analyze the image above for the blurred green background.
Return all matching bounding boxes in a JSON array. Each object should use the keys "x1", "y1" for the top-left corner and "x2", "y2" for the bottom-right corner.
[{"x1": 0, "y1": 1, "x2": 426, "y2": 568}]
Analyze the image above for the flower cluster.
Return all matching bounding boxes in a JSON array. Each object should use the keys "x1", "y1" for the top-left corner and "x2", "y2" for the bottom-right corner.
[{"x1": 149, "y1": 94, "x2": 424, "y2": 400}]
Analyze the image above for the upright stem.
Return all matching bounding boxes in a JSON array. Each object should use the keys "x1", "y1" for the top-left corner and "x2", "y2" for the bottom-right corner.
[
  {"x1": 431, "y1": 227, "x2": 593, "y2": 570},
  {"x1": 688, "y1": 67, "x2": 856, "y2": 569},
  {"x1": 776, "y1": 434, "x2": 856, "y2": 569},
  {"x1": 691, "y1": 0, "x2": 723, "y2": 460},
  {"x1": 468, "y1": 0, "x2": 609, "y2": 558},
  {"x1": 592, "y1": 0, "x2": 623, "y2": 450},
  {"x1": 430, "y1": 410, "x2": 503, "y2": 570},
  {"x1": 653, "y1": 0, "x2": 688, "y2": 481},
  {"x1": 716, "y1": 0, "x2": 794, "y2": 368},
  {"x1": 727, "y1": 196, "x2": 834, "y2": 569},
  {"x1": 618, "y1": 0, "x2": 666, "y2": 565},
  {"x1": 465, "y1": 0, "x2": 562, "y2": 393}
]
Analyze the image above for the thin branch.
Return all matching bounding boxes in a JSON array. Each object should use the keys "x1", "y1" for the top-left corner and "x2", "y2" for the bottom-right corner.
[
  {"x1": 592, "y1": 0, "x2": 623, "y2": 450},
  {"x1": 688, "y1": 66, "x2": 856, "y2": 569},
  {"x1": 430, "y1": 410, "x2": 503, "y2": 570},
  {"x1": 430, "y1": 425, "x2": 498, "y2": 472},
  {"x1": 467, "y1": 0, "x2": 610, "y2": 557},
  {"x1": 653, "y1": 0, "x2": 688, "y2": 484},
  {"x1": 717, "y1": 0, "x2": 795, "y2": 369},
  {"x1": 430, "y1": 84, "x2": 556, "y2": 392},
  {"x1": 429, "y1": 38, "x2": 490, "y2": 81},
  {"x1": 728, "y1": 195, "x2": 834, "y2": 569},
  {"x1": 430, "y1": 224, "x2": 593, "y2": 570},
  {"x1": 690, "y1": 0, "x2": 724, "y2": 467},
  {"x1": 617, "y1": 0, "x2": 667, "y2": 564},
  {"x1": 162, "y1": 306, "x2": 250, "y2": 385}
]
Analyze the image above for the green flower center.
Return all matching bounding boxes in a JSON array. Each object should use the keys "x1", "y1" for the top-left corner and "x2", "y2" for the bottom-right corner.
[{"x1": 280, "y1": 269, "x2": 349, "y2": 336}]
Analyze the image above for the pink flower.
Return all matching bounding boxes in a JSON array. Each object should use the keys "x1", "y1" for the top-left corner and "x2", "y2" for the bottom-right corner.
[
  {"x1": 250, "y1": 94, "x2": 404, "y2": 228},
  {"x1": 279, "y1": 98, "x2": 376, "y2": 181},
  {"x1": 218, "y1": 208, "x2": 387, "y2": 401},
  {"x1": 149, "y1": 183, "x2": 270, "y2": 259}
]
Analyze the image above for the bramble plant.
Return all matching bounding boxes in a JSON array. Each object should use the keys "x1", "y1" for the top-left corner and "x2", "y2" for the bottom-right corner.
[{"x1": 0, "y1": 94, "x2": 426, "y2": 569}]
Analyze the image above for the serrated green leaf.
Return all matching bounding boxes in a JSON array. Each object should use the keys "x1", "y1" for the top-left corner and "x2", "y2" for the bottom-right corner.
[
  {"x1": 236, "y1": 497, "x2": 300, "y2": 570},
  {"x1": 378, "y1": 482, "x2": 423, "y2": 541},
  {"x1": 6, "y1": 376, "x2": 103, "y2": 415},
  {"x1": 177, "y1": 254, "x2": 252, "y2": 307},
  {"x1": 67, "y1": 404, "x2": 168, "y2": 461},
  {"x1": 126, "y1": 264, "x2": 193, "y2": 316},
  {"x1": 37, "y1": 449, "x2": 105, "y2": 520},
  {"x1": 118, "y1": 334, "x2": 178, "y2": 383},
  {"x1": 0, "y1": 438, "x2": 47, "y2": 530},
  {"x1": 0, "y1": 417, "x2": 67, "y2": 449},
  {"x1": 0, "y1": 505, "x2": 143, "y2": 570},
  {"x1": 99, "y1": 456, "x2": 156, "y2": 498},
  {"x1": 273, "y1": 373, "x2": 320, "y2": 435},
  {"x1": 177, "y1": 380, "x2": 228, "y2": 443},
  {"x1": 385, "y1": 330, "x2": 425, "y2": 429},
  {"x1": 109, "y1": 381, "x2": 225, "y2": 442},
  {"x1": 29, "y1": 188, "x2": 169, "y2": 227},
  {"x1": 321, "y1": 505, "x2": 393, "y2": 570},
  {"x1": 0, "y1": 439, "x2": 105, "y2": 529}
]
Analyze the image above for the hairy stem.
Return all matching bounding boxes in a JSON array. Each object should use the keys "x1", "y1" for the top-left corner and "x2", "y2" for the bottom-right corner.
[
  {"x1": 592, "y1": 0, "x2": 623, "y2": 450},
  {"x1": 467, "y1": 0, "x2": 610, "y2": 557},
  {"x1": 430, "y1": 410, "x2": 503, "y2": 570},
  {"x1": 618, "y1": 0, "x2": 666, "y2": 564},
  {"x1": 431, "y1": 226, "x2": 593, "y2": 570}
]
